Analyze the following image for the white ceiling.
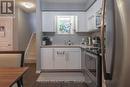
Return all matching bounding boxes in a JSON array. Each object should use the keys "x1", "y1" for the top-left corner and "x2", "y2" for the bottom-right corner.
[
  {"x1": 16, "y1": 0, "x2": 36, "y2": 13},
  {"x1": 15, "y1": 0, "x2": 96, "y2": 12},
  {"x1": 41, "y1": 0, "x2": 96, "y2": 11}
]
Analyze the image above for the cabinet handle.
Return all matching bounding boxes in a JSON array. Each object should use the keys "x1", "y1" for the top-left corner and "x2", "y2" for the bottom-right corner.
[
  {"x1": 57, "y1": 51, "x2": 63, "y2": 55},
  {"x1": 57, "y1": 51, "x2": 66, "y2": 55}
]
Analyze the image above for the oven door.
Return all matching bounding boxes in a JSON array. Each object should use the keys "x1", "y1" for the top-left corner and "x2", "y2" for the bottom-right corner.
[{"x1": 85, "y1": 51, "x2": 102, "y2": 87}]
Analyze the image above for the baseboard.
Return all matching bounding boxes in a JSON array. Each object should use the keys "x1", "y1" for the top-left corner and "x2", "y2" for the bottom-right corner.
[{"x1": 24, "y1": 58, "x2": 36, "y2": 63}]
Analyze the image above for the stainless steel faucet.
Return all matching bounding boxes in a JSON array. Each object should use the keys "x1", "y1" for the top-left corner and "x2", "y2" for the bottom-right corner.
[{"x1": 65, "y1": 40, "x2": 73, "y2": 45}]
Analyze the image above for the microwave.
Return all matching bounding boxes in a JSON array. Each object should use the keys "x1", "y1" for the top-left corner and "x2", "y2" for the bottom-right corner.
[
  {"x1": 87, "y1": 10, "x2": 102, "y2": 30},
  {"x1": 96, "y1": 10, "x2": 102, "y2": 28}
]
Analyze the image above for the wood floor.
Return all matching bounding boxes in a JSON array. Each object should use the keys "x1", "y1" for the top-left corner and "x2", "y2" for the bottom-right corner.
[{"x1": 23, "y1": 63, "x2": 39, "y2": 87}]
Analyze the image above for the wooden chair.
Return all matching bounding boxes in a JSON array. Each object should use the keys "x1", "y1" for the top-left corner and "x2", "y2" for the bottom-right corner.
[{"x1": 0, "y1": 51, "x2": 25, "y2": 87}]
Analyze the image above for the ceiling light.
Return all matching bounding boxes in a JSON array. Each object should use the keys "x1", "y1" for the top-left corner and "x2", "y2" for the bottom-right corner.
[{"x1": 21, "y1": 2, "x2": 34, "y2": 8}]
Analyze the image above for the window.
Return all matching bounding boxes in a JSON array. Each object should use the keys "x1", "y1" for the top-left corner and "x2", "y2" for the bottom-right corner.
[{"x1": 56, "y1": 16, "x2": 77, "y2": 34}]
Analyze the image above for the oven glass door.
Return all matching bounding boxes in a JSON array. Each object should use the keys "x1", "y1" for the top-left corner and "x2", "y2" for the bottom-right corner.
[
  {"x1": 85, "y1": 51, "x2": 102, "y2": 87},
  {"x1": 86, "y1": 52, "x2": 97, "y2": 80},
  {"x1": 87, "y1": 55, "x2": 96, "y2": 77}
]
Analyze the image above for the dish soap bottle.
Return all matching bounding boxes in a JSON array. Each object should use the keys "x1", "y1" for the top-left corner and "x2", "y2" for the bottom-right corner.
[
  {"x1": 67, "y1": 40, "x2": 72, "y2": 45},
  {"x1": 81, "y1": 38, "x2": 86, "y2": 45}
]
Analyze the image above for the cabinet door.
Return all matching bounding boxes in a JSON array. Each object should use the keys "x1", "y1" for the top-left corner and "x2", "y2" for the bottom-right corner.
[
  {"x1": 42, "y1": 12, "x2": 55, "y2": 32},
  {"x1": 76, "y1": 13, "x2": 87, "y2": 32},
  {"x1": 81, "y1": 49, "x2": 86, "y2": 70},
  {"x1": 54, "y1": 49, "x2": 66, "y2": 69},
  {"x1": 87, "y1": 14, "x2": 97, "y2": 31},
  {"x1": 67, "y1": 49, "x2": 81, "y2": 69},
  {"x1": 41, "y1": 48, "x2": 54, "y2": 69}
]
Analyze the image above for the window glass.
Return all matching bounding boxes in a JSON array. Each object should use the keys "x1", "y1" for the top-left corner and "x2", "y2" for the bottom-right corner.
[{"x1": 56, "y1": 16, "x2": 77, "y2": 34}]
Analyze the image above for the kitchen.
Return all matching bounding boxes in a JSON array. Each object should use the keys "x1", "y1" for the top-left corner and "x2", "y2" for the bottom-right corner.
[
  {"x1": 36, "y1": 0, "x2": 102, "y2": 87},
  {"x1": 0, "y1": 0, "x2": 130, "y2": 87}
]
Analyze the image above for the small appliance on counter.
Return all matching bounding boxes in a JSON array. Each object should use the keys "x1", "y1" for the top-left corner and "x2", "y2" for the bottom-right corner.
[
  {"x1": 80, "y1": 38, "x2": 87, "y2": 45},
  {"x1": 92, "y1": 36, "x2": 101, "y2": 48},
  {"x1": 42, "y1": 36, "x2": 52, "y2": 45},
  {"x1": 86, "y1": 36, "x2": 92, "y2": 46}
]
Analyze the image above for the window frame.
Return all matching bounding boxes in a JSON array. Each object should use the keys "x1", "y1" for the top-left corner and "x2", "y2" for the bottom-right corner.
[{"x1": 55, "y1": 15, "x2": 77, "y2": 35}]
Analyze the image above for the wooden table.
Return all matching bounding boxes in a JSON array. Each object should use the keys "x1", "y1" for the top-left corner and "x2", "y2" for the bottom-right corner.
[{"x1": 0, "y1": 67, "x2": 28, "y2": 87}]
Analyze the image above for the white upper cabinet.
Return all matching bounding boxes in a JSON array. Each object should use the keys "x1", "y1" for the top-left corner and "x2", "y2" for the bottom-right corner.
[
  {"x1": 42, "y1": 12, "x2": 89, "y2": 33},
  {"x1": 42, "y1": 12, "x2": 56, "y2": 32},
  {"x1": 41, "y1": 0, "x2": 102, "y2": 33},
  {"x1": 87, "y1": 14, "x2": 97, "y2": 31},
  {"x1": 75, "y1": 12, "x2": 88, "y2": 32},
  {"x1": 67, "y1": 49, "x2": 81, "y2": 69}
]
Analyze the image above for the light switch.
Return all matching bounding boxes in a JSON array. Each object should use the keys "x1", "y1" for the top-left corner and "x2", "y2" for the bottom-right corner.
[{"x1": 0, "y1": 26, "x2": 5, "y2": 37}]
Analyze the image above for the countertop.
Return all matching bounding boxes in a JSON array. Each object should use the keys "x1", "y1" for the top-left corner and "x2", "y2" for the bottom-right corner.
[
  {"x1": 41, "y1": 45, "x2": 94, "y2": 48},
  {"x1": 40, "y1": 45, "x2": 101, "y2": 55}
]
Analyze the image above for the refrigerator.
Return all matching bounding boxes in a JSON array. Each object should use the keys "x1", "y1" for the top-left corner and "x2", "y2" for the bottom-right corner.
[{"x1": 101, "y1": 0, "x2": 130, "y2": 87}]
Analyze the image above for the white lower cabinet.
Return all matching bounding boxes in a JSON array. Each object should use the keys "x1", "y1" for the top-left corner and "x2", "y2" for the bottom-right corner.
[
  {"x1": 41, "y1": 48, "x2": 81, "y2": 70},
  {"x1": 67, "y1": 50, "x2": 81, "y2": 69},
  {"x1": 54, "y1": 48, "x2": 81, "y2": 69},
  {"x1": 41, "y1": 48, "x2": 54, "y2": 69},
  {"x1": 54, "y1": 48, "x2": 66, "y2": 69}
]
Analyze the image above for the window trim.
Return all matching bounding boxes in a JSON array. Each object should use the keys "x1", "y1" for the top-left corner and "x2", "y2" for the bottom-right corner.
[{"x1": 55, "y1": 15, "x2": 77, "y2": 35}]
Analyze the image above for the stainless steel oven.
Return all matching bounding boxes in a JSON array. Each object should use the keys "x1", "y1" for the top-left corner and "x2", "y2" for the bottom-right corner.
[{"x1": 85, "y1": 50, "x2": 102, "y2": 87}]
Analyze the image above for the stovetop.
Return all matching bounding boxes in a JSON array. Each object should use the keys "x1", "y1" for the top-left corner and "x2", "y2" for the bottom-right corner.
[{"x1": 86, "y1": 47, "x2": 101, "y2": 55}]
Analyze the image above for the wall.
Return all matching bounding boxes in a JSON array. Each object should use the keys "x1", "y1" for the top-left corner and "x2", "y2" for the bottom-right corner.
[
  {"x1": 85, "y1": 0, "x2": 97, "y2": 11},
  {"x1": 36, "y1": 0, "x2": 42, "y2": 72},
  {"x1": 42, "y1": 33, "x2": 90, "y2": 45},
  {"x1": 15, "y1": 8, "x2": 33, "y2": 51},
  {"x1": 86, "y1": 0, "x2": 102, "y2": 18},
  {"x1": 29, "y1": 13, "x2": 37, "y2": 33}
]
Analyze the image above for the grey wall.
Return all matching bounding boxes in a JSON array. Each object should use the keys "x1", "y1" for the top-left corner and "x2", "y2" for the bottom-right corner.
[
  {"x1": 36, "y1": 0, "x2": 42, "y2": 72},
  {"x1": 42, "y1": 33, "x2": 91, "y2": 45},
  {"x1": 16, "y1": 8, "x2": 33, "y2": 51},
  {"x1": 29, "y1": 13, "x2": 37, "y2": 33},
  {"x1": 85, "y1": 0, "x2": 97, "y2": 11}
]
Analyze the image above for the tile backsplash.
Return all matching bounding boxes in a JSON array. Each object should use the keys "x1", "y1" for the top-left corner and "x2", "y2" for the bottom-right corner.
[{"x1": 42, "y1": 33, "x2": 91, "y2": 45}]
